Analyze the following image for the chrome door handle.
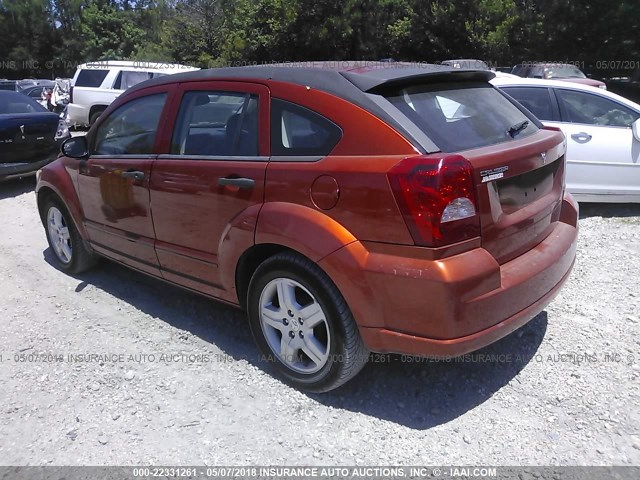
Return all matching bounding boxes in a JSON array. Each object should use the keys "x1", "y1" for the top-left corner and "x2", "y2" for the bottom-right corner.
[
  {"x1": 120, "y1": 170, "x2": 145, "y2": 181},
  {"x1": 571, "y1": 132, "x2": 592, "y2": 144},
  {"x1": 218, "y1": 177, "x2": 255, "y2": 189}
]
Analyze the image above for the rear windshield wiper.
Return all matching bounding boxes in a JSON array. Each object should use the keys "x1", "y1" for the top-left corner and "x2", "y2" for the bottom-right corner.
[{"x1": 507, "y1": 120, "x2": 529, "y2": 138}]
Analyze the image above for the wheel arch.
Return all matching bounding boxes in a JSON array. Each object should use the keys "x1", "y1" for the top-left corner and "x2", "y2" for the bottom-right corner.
[
  {"x1": 36, "y1": 162, "x2": 88, "y2": 241},
  {"x1": 229, "y1": 202, "x2": 358, "y2": 309}
]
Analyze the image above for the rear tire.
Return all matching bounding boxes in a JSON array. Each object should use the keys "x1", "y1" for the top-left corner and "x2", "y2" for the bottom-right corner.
[
  {"x1": 247, "y1": 252, "x2": 369, "y2": 392},
  {"x1": 43, "y1": 196, "x2": 98, "y2": 274}
]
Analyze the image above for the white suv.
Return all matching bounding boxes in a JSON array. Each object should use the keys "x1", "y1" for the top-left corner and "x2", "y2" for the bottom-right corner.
[{"x1": 66, "y1": 61, "x2": 198, "y2": 127}]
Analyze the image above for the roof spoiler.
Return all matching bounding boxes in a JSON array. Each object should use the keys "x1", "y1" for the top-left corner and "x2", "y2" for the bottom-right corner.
[{"x1": 341, "y1": 68, "x2": 495, "y2": 93}]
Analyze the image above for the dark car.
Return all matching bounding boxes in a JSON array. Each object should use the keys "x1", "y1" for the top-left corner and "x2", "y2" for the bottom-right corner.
[
  {"x1": 0, "y1": 90, "x2": 70, "y2": 180},
  {"x1": 19, "y1": 81, "x2": 56, "y2": 101},
  {"x1": 512, "y1": 63, "x2": 607, "y2": 89},
  {"x1": 0, "y1": 79, "x2": 17, "y2": 91},
  {"x1": 35, "y1": 63, "x2": 578, "y2": 392}
]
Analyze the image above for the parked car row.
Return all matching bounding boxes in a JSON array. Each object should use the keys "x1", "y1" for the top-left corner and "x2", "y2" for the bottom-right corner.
[{"x1": 65, "y1": 61, "x2": 198, "y2": 127}]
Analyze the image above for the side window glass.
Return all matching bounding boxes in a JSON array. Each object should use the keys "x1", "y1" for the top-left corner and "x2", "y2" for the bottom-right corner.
[
  {"x1": 75, "y1": 69, "x2": 109, "y2": 87},
  {"x1": 93, "y1": 93, "x2": 166, "y2": 155},
  {"x1": 114, "y1": 71, "x2": 152, "y2": 90},
  {"x1": 503, "y1": 87, "x2": 554, "y2": 121},
  {"x1": 555, "y1": 89, "x2": 640, "y2": 127},
  {"x1": 171, "y1": 91, "x2": 259, "y2": 156},
  {"x1": 271, "y1": 99, "x2": 342, "y2": 156}
]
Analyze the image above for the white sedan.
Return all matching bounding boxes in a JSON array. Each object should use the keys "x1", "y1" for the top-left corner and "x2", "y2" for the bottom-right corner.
[{"x1": 491, "y1": 75, "x2": 640, "y2": 203}]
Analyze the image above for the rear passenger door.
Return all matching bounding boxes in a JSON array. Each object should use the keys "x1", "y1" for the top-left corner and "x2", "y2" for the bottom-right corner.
[{"x1": 150, "y1": 82, "x2": 269, "y2": 296}]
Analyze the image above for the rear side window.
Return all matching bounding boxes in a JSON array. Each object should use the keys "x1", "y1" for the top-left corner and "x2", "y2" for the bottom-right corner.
[
  {"x1": 93, "y1": 93, "x2": 166, "y2": 155},
  {"x1": 75, "y1": 69, "x2": 109, "y2": 88},
  {"x1": 384, "y1": 82, "x2": 539, "y2": 152},
  {"x1": 114, "y1": 71, "x2": 152, "y2": 90},
  {"x1": 171, "y1": 91, "x2": 259, "y2": 156},
  {"x1": 271, "y1": 99, "x2": 342, "y2": 156},
  {"x1": 502, "y1": 87, "x2": 555, "y2": 121}
]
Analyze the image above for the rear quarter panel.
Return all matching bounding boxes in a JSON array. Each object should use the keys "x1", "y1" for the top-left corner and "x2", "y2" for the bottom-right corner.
[{"x1": 256, "y1": 82, "x2": 418, "y2": 252}]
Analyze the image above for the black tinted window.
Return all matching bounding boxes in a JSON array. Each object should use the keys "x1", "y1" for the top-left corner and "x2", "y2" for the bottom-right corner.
[
  {"x1": 0, "y1": 91, "x2": 46, "y2": 113},
  {"x1": 93, "y1": 93, "x2": 166, "y2": 155},
  {"x1": 75, "y1": 69, "x2": 109, "y2": 87},
  {"x1": 385, "y1": 82, "x2": 539, "y2": 152},
  {"x1": 271, "y1": 99, "x2": 342, "y2": 156},
  {"x1": 502, "y1": 87, "x2": 554, "y2": 121},
  {"x1": 27, "y1": 87, "x2": 44, "y2": 98},
  {"x1": 171, "y1": 91, "x2": 258, "y2": 156},
  {"x1": 555, "y1": 89, "x2": 640, "y2": 127}
]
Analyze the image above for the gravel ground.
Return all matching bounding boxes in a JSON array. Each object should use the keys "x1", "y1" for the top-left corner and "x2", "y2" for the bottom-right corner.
[{"x1": 0, "y1": 176, "x2": 639, "y2": 467}]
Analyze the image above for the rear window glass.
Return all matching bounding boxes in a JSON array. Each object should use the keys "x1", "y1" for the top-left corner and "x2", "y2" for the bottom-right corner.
[
  {"x1": 384, "y1": 82, "x2": 539, "y2": 152},
  {"x1": 0, "y1": 91, "x2": 47, "y2": 114},
  {"x1": 271, "y1": 99, "x2": 342, "y2": 156},
  {"x1": 75, "y1": 69, "x2": 109, "y2": 87}
]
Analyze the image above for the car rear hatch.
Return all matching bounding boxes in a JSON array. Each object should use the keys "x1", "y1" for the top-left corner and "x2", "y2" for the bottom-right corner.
[
  {"x1": 362, "y1": 68, "x2": 566, "y2": 262},
  {"x1": 463, "y1": 129, "x2": 565, "y2": 264},
  {"x1": 0, "y1": 113, "x2": 60, "y2": 164}
]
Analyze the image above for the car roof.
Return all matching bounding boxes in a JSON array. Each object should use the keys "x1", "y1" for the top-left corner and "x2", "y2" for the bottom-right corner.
[
  {"x1": 129, "y1": 61, "x2": 494, "y2": 93},
  {"x1": 490, "y1": 77, "x2": 640, "y2": 111},
  {"x1": 125, "y1": 62, "x2": 495, "y2": 154}
]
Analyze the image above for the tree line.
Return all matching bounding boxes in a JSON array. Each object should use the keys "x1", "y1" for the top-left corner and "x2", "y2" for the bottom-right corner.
[{"x1": 0, "y1": 0, "x2": 638, "y2": 79}]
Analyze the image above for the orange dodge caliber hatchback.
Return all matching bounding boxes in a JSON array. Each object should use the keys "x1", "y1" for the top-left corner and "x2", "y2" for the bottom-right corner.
[{"x1": 36, "y1": 63, "x2": 578, "y2": 392}]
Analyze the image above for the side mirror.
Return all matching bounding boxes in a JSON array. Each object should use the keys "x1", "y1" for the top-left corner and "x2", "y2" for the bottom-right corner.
[
  {"x1": 633, "y1": 118, "x2": 640, "y2": 142},
  {"x1": 61, "y1": 136, "x2": 88, "y2": 158}
]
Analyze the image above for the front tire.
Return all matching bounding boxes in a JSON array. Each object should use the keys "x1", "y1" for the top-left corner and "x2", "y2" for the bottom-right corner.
[
  {"x1": 43, "y1": 197, "x2": 98, "y2": 274},
  {"x1": 247, "y1": 252, "x2": 369, "y2": 392},
  {"x1": 89, "y1": 108, "x2": 104, "y2": 127}
]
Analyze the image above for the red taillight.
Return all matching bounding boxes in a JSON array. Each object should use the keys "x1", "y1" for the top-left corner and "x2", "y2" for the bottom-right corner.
[
  {"x1": 387, "y1": 154, "x2": 480, "y2": 247},
  {"x1": 69, "y1": 86, "x2": 74, "y2": 104}
]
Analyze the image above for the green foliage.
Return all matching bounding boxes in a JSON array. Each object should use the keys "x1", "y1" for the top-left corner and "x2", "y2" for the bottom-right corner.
[
  {"x1": 80, "y1": 1, "x2": 145, "y2": 60},
  {"x1": 0, "y1": 0, "x2": 638, "y2": 78}
]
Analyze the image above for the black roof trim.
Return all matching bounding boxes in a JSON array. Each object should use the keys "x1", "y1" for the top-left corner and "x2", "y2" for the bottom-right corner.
[{"x1": 341, "y1": 67, "x2": 495, "y2": 93}]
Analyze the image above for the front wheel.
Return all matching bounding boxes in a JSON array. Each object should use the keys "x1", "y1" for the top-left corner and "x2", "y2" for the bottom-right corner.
[
  {"x1": 247, "y1": 252, "x2": 369, "y2": 392},
  {"x1": 43, "y1": 197, "x2": 98, "y2": 274}
]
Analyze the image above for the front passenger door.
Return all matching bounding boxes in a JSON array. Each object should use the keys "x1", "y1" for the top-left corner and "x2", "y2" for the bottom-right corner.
[
  {"x1": 78, "y1": 88, "x2": 171, "y2": 275},
  {"x1": 553, "y1": 88, "x2": 640, "y2": 198}
]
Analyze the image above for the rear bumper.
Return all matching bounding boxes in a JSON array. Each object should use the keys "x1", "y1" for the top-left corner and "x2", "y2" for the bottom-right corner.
[
  {"x1": 66, "y1": 103, "x2": 89, "y2": 126},
  {"x1": 320, "y1": 193, "x2": 579, "y2": 357},
  {"x1": 360, "y1": 261, "x2": 573, "y2": 357},
  {"x1": 0, "y1": 150, "x2": 61, "y2": 180}
]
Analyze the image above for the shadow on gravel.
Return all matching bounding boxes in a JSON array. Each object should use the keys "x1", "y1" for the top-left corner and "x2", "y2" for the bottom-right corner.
[
  {"x1": 0, "y1": 176, "x2": 36, "y2": 200},
  {"x1": 43, "y1": 249, "x2": 258, "y2": 359},
  {"x1": 44, "y1": 248, "x2": 548, "y2": 430},
  {"x1": 312, "y1": 312, "x2": 547, "y2": 429},
  {"x1": 579, "y1": 202, "x2": 640, "y2": 219}
]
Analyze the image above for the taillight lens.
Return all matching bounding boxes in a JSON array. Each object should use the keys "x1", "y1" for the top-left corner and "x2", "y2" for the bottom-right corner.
[{"x1": 387, "y1": 154, "x2": 480, "y2": 247}]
